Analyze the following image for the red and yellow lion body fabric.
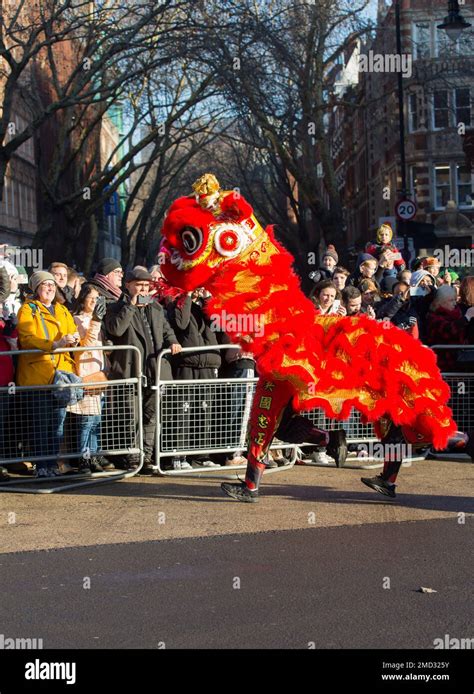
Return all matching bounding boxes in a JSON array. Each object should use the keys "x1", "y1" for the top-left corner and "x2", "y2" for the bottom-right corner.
[{"x1": 160, "y1": 174, "x2": 456, "y2": 490}]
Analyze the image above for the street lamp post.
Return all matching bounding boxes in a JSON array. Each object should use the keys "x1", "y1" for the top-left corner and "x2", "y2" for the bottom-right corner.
[{"x1": 394, "y1": 0, "x2": 409, "y2": 262}]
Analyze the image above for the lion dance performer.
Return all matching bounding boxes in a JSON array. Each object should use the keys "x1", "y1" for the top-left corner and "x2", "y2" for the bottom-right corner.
[{"x1": 159, "y1": 174, "x2": 467, "y2": 503}]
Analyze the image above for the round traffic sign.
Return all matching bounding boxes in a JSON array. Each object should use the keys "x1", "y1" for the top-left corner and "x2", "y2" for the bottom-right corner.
[{"x1": 395, "y1": 198, "x2": 417, "y2": 221}]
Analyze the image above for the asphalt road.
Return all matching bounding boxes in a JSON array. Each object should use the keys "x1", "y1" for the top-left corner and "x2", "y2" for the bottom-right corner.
[{"x1": 0, "y1": 517, "x2": 472, "y2": 650}]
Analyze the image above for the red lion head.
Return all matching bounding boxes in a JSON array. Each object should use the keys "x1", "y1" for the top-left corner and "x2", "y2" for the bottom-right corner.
[{"x1": 159, "y1": 175, "x2": 262, "y2": 291}]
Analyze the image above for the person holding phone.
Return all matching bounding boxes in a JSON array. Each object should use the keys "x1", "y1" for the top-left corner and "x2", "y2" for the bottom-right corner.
[
  {"x1": 365, "y1": 223, "x2": 405, "y2": 272},
  {"x1": 311, "y1": 280, "x2": 343, "y2": 316},
  {"x1": 105, "y1": 268, "x2": 182, "y2": 473}
]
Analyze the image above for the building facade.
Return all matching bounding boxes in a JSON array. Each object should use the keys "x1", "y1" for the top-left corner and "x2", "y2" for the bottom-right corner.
[{"x1": 329, "y1": 0, "x2": 474, "y2": 253}]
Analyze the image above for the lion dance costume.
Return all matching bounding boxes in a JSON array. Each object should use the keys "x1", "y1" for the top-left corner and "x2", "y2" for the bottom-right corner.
[{"x1": 159, "y1": 174, "x2": 459, "y2": 501}]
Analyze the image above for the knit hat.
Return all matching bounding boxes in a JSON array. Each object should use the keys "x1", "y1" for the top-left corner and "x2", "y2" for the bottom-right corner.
[
  {"x1": 96, "y1": 258, "x2": 122, "y2": 276},
  {"x1": 376, "y1": 223, "x2": 393, "y2": 243},
  {"x1": 358, "y1": 252, "x2": 377, "y2": 266},
  {"x1": 421, "y1": 256, "x2": 440, "y2": 270},
  {"x1": 29, "y1": 270, "x2": 56, "y2": 294},
  {"x1": 323, "y1": 245, "x2": 338, "y2": 264}
]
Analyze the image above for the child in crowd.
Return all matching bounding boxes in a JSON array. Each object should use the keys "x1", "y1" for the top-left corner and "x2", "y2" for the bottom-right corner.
[
  {"x1": 309, "y1": 246, "x2": 339, "y2": 288},
  {"x1": 365, "y1": 223, "x2": 405, "y2": 272}
]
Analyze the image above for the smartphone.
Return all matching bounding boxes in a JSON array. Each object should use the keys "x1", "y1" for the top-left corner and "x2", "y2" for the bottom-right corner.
[{"x1": 137, "y1": 295, "x2": 152, "y2": 305}]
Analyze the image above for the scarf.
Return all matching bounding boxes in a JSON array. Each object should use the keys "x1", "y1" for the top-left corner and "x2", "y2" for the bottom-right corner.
[{"x1": 94, "y1": 273, "x2": 122, "y2": 299}]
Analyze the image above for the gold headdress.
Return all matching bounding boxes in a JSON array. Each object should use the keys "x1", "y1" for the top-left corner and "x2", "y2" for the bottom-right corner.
[{"x1": 192, "y1": 173, "x2": 223, "y2": 212}]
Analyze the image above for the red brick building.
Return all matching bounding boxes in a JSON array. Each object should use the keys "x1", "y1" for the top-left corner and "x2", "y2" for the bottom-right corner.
[{"x1": 329, "y1": 0, "x2": 474, "y2": 254}]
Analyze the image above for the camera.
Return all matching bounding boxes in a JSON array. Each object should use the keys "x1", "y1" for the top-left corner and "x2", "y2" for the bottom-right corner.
[{"x1": 137, "y1": 294, "x2": 152, "y2": 305}]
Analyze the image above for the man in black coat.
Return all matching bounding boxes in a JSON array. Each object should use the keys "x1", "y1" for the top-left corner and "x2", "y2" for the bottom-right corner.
[
  {"x1": 167, "y1": 289, "x2": 221, "y2": 379},
  {"x1": 105, "y1": 268, "x2": 181, "y2": 473},
  {"x1": 167, "y1": 289, "x2": 222, "y2": 467}
]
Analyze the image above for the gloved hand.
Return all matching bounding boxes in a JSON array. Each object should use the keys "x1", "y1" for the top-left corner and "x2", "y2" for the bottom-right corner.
[
  {"x1": 92, "y1": 295, "x2": 107, "y2": 321},
  {"x1": 408, "y1": 316, "x2": 417, "y2": 326}
]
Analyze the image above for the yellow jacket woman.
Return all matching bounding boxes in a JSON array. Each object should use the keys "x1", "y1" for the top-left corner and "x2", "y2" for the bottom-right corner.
[{"x1": 16, "y1": 272, "x2": 78, "y2": 386}]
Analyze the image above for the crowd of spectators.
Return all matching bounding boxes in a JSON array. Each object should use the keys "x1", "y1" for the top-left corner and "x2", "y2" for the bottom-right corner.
[
  {"x1": 0, "y1": 223, "x2": 473, "y2": 479},
  {"x1": 306, "y1": 224, "x2": 474, "y2": 463},
  {"x1": 309, "y1": 226, "x2": 474, "y2": 360},
  {"x1": 0, "y1": 248, "x2": 254, "y2": 478}
]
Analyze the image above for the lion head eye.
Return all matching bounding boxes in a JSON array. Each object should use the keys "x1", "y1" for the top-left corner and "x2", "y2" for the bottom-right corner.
[
  {"x1": 214, "y1": 225, "x2": 245, "y2": 258},
  {"x1": 181, "y1": 227, "x2": 203, "y2": 255}
]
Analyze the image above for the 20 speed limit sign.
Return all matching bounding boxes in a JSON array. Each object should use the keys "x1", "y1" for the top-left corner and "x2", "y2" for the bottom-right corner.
[{"x1": 395, "y1": 198, "x2": 417, "y2": 221}]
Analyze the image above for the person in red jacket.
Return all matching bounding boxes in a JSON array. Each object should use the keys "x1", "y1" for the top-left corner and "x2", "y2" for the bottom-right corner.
[{"x1": 425, "y1": 285, "x2": 474, "y2": 370}]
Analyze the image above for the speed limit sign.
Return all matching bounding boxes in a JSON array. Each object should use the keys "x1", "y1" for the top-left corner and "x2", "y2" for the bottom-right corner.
[{"x1": 395, "y1": 198, "x2": 417, "y2": 221}]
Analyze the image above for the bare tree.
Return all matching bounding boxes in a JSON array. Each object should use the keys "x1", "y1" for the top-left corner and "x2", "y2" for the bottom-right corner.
[
  {"x1": 0, "y1": 0, "x2": 190, "y2": 201},
  {"x1": 187, "y1": 0, "x2": 372, "y2": 265},
  {"x1": 33, "y1": 58, "x2": 225, "y2": 270}
]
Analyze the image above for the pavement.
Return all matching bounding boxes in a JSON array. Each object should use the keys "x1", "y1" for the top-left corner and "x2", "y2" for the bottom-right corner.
[
  {"x1": 0, "y1": 459, "x2": 472, "y2": 651},
  {"x1": 0, "y1": 459, "x2": 472, "y2": 553}
]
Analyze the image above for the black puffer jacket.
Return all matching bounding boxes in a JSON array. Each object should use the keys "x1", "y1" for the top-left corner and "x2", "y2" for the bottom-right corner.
[{"x1": 167, "y1": 295, "x2": 221, "y2": 370}]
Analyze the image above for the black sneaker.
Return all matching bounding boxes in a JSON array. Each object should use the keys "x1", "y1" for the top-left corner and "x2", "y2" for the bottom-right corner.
[
  {"x1": 77, "y1": 460, "x2": 92, "y2": 475},
  {"x1": 89, "y1": 457, "x2": 104, "y2": 473},
  {"x1": 327, "y1": 429, "x2": 348, "y2": 468},
  {"x1": 221, "y1": 482, "x2": 259, "y2": 503},
  {"x1": 361, "y1": 475, "x2": 396, "y2": 498}
]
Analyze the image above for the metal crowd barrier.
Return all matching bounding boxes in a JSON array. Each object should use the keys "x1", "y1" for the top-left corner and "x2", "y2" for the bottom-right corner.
[
  {"x1": 152, "y1": 344, "x2": 420, "y2": 477},
  {"x1": 153, "y1": 345, "x2": 295, "y2": 478},
  {"x1": 2, "y1": 341, "x2": 466, "y2": 493},
  {"x1": 153, "y1": 345, "x2": 296, "y2": 479},
  {"x1": 431, "y1": 344, "x2": 474, "y2": 458},
  {"x1": 0, "y1": 345, "x2": 143, "y2": 494}
]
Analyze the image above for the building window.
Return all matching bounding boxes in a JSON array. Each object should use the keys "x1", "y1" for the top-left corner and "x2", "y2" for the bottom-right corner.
[
  {"x1": 412, "y1": 22, "x2": 431, "y2": 59},
  {"x1": 408, "y1": 93, "x2": 419, "y2": 132},
  {"x1": 434, "y1": 164, "x2": 451, "y2": 209},
  {"x1": 456, "y1": 164, "x2": 473, "y2": 208},
  {"x1": 455, "y1": 88, "x2": 471, "y2": 127},
  {"x1": 433, "y1": 91, "x2": 449, "y2": 129}
]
